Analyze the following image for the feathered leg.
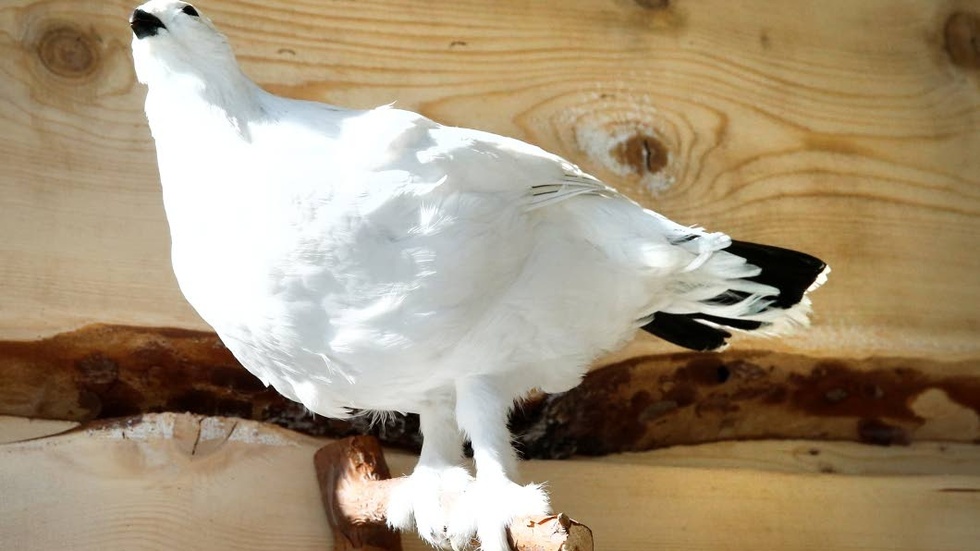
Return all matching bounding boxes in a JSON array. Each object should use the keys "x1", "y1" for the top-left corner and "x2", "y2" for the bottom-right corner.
[
  {"x1": 387, "y1": 396, "x2": 472, "y2": 549},
  {"x1": 451, "y1": 376, "x2": 551, "y2": 551}
]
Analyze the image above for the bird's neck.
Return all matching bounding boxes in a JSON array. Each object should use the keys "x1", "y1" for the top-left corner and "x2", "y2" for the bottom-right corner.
[{"x1": 144, "y1": 66, "x2": 267, "y2": 142}]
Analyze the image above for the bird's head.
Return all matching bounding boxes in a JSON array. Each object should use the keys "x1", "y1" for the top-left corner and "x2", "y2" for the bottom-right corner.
[{"x1": 130, "y1": 1, "x2": 238, "y2": 89}]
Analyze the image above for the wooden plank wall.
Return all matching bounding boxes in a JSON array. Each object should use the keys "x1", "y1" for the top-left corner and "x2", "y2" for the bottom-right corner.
[
  {"x1": 2, "y1": 3, "x2": 979, "y2": 548},
  {"x1": 0, "y1": 0, "x2": 977, "y2": 361}
]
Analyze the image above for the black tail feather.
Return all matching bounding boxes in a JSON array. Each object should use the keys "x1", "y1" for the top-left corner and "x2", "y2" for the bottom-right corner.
[
  {"x1": 641, "y1": 312, "x2": 731, "y2": 352},
  {"x1": 693, "y1": 313, "x2": 765, "y2": 331},
  {"x1": 640, "y1": 240, "x2": 827, "y2": 352},
  {"x1": 724, "y1": 240, "x2": 827, "y2": 308}
]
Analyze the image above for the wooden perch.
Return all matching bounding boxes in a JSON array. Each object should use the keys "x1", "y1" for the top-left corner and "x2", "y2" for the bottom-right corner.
[
  {"x1": 314, "y1": 436, "x2": 593, "y2": 551},
  {"x1": 506, "y1": 515, "x2": 594, "y2": 551},
  {"x1": 314, "y1": 435, "x2": 403, "y2": 551}
]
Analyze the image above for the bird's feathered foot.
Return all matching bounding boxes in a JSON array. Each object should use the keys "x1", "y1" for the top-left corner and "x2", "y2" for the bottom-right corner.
[
  {"x1": 451, "y1": 478, "x2": 551, "y2": 551},
  {"x1": 387, "y1": 467, "x2": 550, "y2": 551},
  {"x1": 386, "y1": 464, "x2": 475, "y2": 549},
  {"x1": 387, "y1": 380, "x2": 551, "y2": 550}
]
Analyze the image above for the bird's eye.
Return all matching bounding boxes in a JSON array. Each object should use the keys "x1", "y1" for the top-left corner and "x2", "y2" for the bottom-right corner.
[{"x1": 181, "y1": 5, "x2": 199, "y2": 17}]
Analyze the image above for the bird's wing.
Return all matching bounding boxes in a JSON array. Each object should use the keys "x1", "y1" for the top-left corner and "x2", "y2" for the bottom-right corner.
[
  {"x1": 326, "y1": 106, "x2": 622, "y2": 210},
  {"x1": 527, "y1": 172, "x2": 620, "y2": 210},
  {"x1": 426, "y1": 122, "x2": 623, "y2": 209}
]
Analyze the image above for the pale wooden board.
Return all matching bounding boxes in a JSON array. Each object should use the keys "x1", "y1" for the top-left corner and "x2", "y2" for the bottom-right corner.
[
  {"x1": 598, "y1": 439, "x2": 980, "y2": 477},
  {"x1": 1, "y1": 414, "x2": 978, "y2": 551},
  {"x1": 0, "y1": 0, "x2": 977, "y2": 360},
  {"x1": 0, "y1": 415, "x2": 77, "y2": 444}
]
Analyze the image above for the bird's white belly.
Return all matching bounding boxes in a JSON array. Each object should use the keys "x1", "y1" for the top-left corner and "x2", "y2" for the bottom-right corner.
[{"x1": 171, "y1": 245, "x2": 453, "y2": 414}]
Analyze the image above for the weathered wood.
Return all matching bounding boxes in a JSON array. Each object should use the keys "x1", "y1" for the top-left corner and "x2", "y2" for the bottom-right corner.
[
  {"x1": 2, "y1": 414, "x2": 978, "y2": 551},
  {"x1": 1, "y1": 325, "x2": 976, "y2": 454},
  {"x1": 0, "y1": 324, "x2": 425, "y2": 449},
  {"x1": 314, "y1": 436, "x2": 593, "y2": 551},
  {"x1": 0, "y1": 0, "x2": 977, "y2": 363},
  {"x1": 513, "y1": 351, "x2": 980, "y2": 456}
]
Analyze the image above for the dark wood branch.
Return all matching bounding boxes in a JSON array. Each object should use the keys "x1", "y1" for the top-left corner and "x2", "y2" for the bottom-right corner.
[{"x1": 313, "y1": 436, "x2": 593, "y2": 551}]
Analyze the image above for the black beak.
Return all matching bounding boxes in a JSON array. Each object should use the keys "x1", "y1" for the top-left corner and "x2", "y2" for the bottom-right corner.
[{"x1": 131, "y1": 9, "x2": 165, "y2": 39}]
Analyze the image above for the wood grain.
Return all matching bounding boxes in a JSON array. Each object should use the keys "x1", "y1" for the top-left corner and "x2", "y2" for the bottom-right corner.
[
  {"x1": 601, "y1": 439, "x2": 980, "y2": 476},
  {"x1": 2, "y1": 413, "x2": 978, "y2": 551},
  {"x1": 0, "y1": 415, "x2": 76, "y2": 444},
  {"x1": 0, "y1": 0, "x2": 978, "y2": 360}
]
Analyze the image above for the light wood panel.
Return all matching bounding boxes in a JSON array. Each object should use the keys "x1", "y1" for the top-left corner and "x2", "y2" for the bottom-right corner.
[
  {"x1": 1, "y1": 414, "x2": 978, "y2": 551},
  {"x1": 601, "y1": 439, "x2": 980, "y2": 476},
  {"x1": 0, "y1": 0, "x2": 977, "y2": 359},
  {"x1": 0, "y1": 415, "x2": 76, "y2": 444}
]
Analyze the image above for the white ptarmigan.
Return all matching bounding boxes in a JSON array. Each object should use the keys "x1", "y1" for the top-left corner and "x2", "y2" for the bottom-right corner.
[{"x1": 130, "y1": 2, "x2": 828, "y2": 549}]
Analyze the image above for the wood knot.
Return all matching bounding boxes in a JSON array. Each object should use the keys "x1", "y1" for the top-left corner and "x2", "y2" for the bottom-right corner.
[
  {"x1": 613, "y1": 133, "x2": 669, "y2": 175},
  {"x1": 944, "y1": 12, "x2": 980, "y2": 69},
  {"x1": 37, "y1": 25, "x2": 99, "y2": 78},
  {"x1": 857, "y1": 418, "x2": 909, "y2": 447},
  {"x1": 635, "y1": 0, "x2": 670, "y2": 9}
]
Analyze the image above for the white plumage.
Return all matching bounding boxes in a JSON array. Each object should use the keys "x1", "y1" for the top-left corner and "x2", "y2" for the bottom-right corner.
[{"x1": 130, "y1": 2, "x2": 828, "y2": 549}]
